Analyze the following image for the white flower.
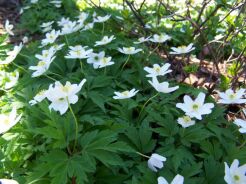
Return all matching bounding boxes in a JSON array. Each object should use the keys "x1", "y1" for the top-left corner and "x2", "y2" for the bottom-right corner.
[
  {"x1": 77, "y1": 12, "x2": 89, "y2": 23},
  {"x1": 46, "y1": 79, "x2": 86, "y2": 115},
  {"x1": 65, "y1": 45, "x2": 93, "y2": 59},
  {"x1": 60, "y1": 21, "x2": 78, "y2": 35},
  {"x1": 51, "y1": 43, "x2": 65, "y2": 52},
  {"x1": 41, "y1": 21, "x2": 54, "y2": 33},
  {"x1": 4, "y1": 70, "x2": 19, "y2": 89},
  {"x1": 148, "y1": 153, "x2": 166, "y2": 172},
  {"x1": 29, "y1": 56, "x2": 56, "y2": 77},
  {"x1": 177, "y1": 116, "x2": 195, "y2": 128},
  {"x1": 41, "y1": 30, "x2": 60, "y2": 47},
  {"x1": 170, "y1": 43, "x2": 195, "y2": 54},
  {"x1": 148, "y1": 77, "x2": 179, "y2": 93},
  {"x1": 35, "y1": 47, "x2": 56, "y2": 62},
  {"x1": 133, "y1": 36, "x2": 150, "y2": 44},
  {"x1": 0, "y1": 107, "x2": 22, "y2": 134},
  {"x1": 51, "y1": 0, "x2": 62, "y2": 8},
  {"x1": 98, "y1": 56, "x2": 114, "y2": 68},
  {"x1": 95, "y1": 35, "x2": 115, "y2": 46},
  {"x1": 5, "y1": 20, "x2": 14, "y2": 36},
  {"x1": 218, "y1": 89, "x2": 246, "y2": 104},
  {"x1": 87, "y1": 52, "x2": 105, "y2": 68},
  {"x1": 58, "y1": 17, "x2": 71, "y2": 27},
  {"x1": 150, "y1": 34, "x2": 171, "y2": 43},
  {"x1": 31, "y1": 0, "x2": 39, "y2": 3},
  {"x1": 234, "y1": 119, "x2": 246, "y2": 134},
  {"x1": 158, "y1": 175, "x2": 184, "y2": 184},
  {"x1": 41, "y1": 21, "x2": 54, "y2": 28},
  {"x1": 224, "y1": 159, "x2": 246, "y2": 184},
  {"x1": 0, "y1": 43, "x2": 23, "y2": 65},
  {"x1": 0, "y1": 179, "x2": 19, "y2": 184},
  {"x1": 113, "y1": 89, "x2": 139, "y2": 99},
  {"x1": 118, "y1": 47, "x2": 142, "y2": 55},
  {"x1": 144, "y1": 63, "x2": 172, "y2": 78},
  {"x1": 176, "y1": 92, "x2": 214, "y2": 120},
  {"x1": 29, "y1": 90, "x2": 47, "y2": 106},
  {"x1": 22, "y1": 36, "x2": 28, "y2": 44},
  {"x1": 94, "y1": 15, "x2": 111, "y2": 23},
  {"x1": 82, "y1": 22, "x2": 94, "y2": 31}
]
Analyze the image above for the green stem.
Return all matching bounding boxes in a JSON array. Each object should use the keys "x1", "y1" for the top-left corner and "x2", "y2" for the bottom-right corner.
[
  {"x1": 104, "y1": 67, "x2": 107, "y2": 75},
  {"x1": 67, "y1": 99, "x2": 79, "y2": 153},
  {"x1": 121, "y1": 55, "x2": 130, "y2": 71},
  {"x1": 148, "y1": 43, "x2": 160, "y2": 58},
  {"x1": 238, "y1": 140, "x2": 246, "y2": 149},
  {"x1": 138, "y1": 93, "x2": 159, "y2": 121},
  {"x1": 11, "y1": 62, "x2": 28, "y2": 73},
  {"x1": 44, "y1": 74, "x2": 56, "y2": 81},
  {"x1": 19, "y1": 53, "x2": 30, "y2": 60},
  {"x1": 102, "y1": 22, "x2": 105, "y2": 35},
  {"x1": 64, "y1": 35, "x2": 69, "y2": 47},
  {"x1": 47, "y1": 71, "x2": 63, "y2": 78},
  {"x1": 79, "y1": 59, "x2": 83, "y2": 73},
  {"x1": 136, "y1": 152, "x2": 150, "y2": 159}
]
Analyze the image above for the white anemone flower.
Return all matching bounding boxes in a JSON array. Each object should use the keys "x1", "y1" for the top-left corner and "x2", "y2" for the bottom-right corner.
[
  {"x1": 0, "y1": 43, "x2": 23, "y2": 65},
  {"x1": 234, "y1": 119, "x2": 246, "y2": 134},
  {"x1": 218, "y1": 88, "x2": 246, "y2": 104},
  {"x1": 41, "y1": 21, "x2": 54, "y2": 33},
  {"x1": 98, "y1": 56, "x2": 114, "y2": 68},
  {"x1": 57, "y1": 17, "x2": 71, "y2": 27},
  {"x1": 113, "y1": 89, "x2": 139, "y2": 99},
  {"x1": 177, "y1": 116, "x2": 195, "y2": 128},
  {"x1": 0, "y1": 107, "x2": 22, "y2": 134},
  {"x1": 77, "y1": 12, "x2": 89, "y2": 23},
  {"x1": 118, "y1": 47, "x2": 142, "y2": 55},
  {"x1": 46, "y1": 79, "x2": 86, "y2": 115},
  {"x1": 176, "y1": 92, "x2": 214, "y2": 120},
  {"x1": 170, "y1": 43, "x2": 195, "y2": 54},
  {"x1": 95, "y1": 35, "x2": 115, "y2": 46},
  {"x1": 65, "y1": 45, "x2": 93, "y2": 59},
  {"x1": 35, "y1": 47, "x2": 56, "y2": 62},
  {"x1": 224, "y1": 159, "x2": 246, "y2": 184},
  {"x1": 94, "y1": 15, "x2": 111, "y2": 23},
  {"x1": 87, "y1": 52, "x2": 105, "y2": 68},
  {"x1": 29, "y1": 90, "x2": 48, "y2": 106},
  {"x1": 29, "y1": 57, "x2": 56, "y2": 77},
  {"x1": 158, "y1": 175, "x2": 184, "y2": 184},
  {"x1": 51, "y1": 0, "x2": 62, "y2": 8},
  {"x1": 148, "y1": 153, "x2": 166, "y2": 172},
  {"x1": 41, "y1": 30, "x2": 60, "y2": 47},
  {"x1": 150, "y1": 34, "x2": 171, "y2": 43},
  {"x1": 60, "y1": 21, "x2": 78, "y2": 35},
  {"x1": 0, "y1": 179, "x2": 19, "y2": 184},
  {"x1": 148, "y1": 77, "x2": 179, "y2": 93},
  {"x1": 22, "y1": 36, "x2": 28, "y2": 44},
  {"x1": 5, "y1": 20, "x2": 14, "y2": 36},
  {"x1": 82, "y1": 22, "x2": 94, "y2": 31},
  {"x1": 4, "y1": 70, "x2": 19, "y2": 89},
  {"x1": 133, "y1": 36, "x2": 151, "y2": 44},
  {"x1": 144, "y1": 63, "x2": 172, "y2": 78},
  {"x1": 50, "y1": 43, "x2": 65, "y2": 52}
]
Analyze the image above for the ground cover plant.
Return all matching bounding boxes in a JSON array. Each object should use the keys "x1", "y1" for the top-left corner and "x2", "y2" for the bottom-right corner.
[{"x1": 0, "y1": 0, "x2": 245, "y2": 184}]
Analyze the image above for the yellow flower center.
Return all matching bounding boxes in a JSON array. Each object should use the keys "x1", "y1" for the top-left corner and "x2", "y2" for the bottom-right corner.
[
  {"x1": 38, "y1": 61, "x2": 46, "y2": 66},
  {"x1": 154, "y1": 66, "x2": 161, "y2": 73},
  {"x1": 233, "y1": 175, "x2": 240, "y2": 181},
  {"x1": 102, "y1": 57, "x2": 108, "y2": 64},
  {"x1": 61, "y1": 86, "x2": 71, "y2": 93},
  {"x1": 49, "y1": 35, "x2": 54, "y2": 40},
  {"x1": 75, "y1": 50, "x2": 81, "y2": 56},
  {"x1": 3, "y1": 117, "x2": 10, "y2": 126},
  {"x1": 229, "y1": 94, "x2": 236, "y2": 100},
  {"x1": 192, "y1": 104, "x2": 199, "y2": 111},
  {"x1": 183, "y1": 116, "x2": 191, "y2": 123},
  {"x1": 122, "y1": 91, "x2": 129, "y2": 96}
]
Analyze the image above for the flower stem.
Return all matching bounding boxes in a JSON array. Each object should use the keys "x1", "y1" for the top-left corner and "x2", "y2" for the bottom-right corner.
[
  {"x1": 238, "y1": 140, "x2": 246, "y2": 149},
  {"x1": 102, "y1": 22, "x2": 105, "y2": 35},
  {"x1": 138, "y1": 93, "x2": 159, "y2": 121},
  {"x1": 136, "y1": 151, "x2": 150, "y2": 158},
  {"x1": 67, "y1": 100, "x2": 79, "y2": 153},
  {"x1": 19, "y1": 53, "x2": 31, "y2": 60},
  {"x1": 11, "y1": 62, "x2": 28, "y2": 73},
  {"x1": 121, "y1": 55, "x2": 130, "y2": 71},
  {"x1": 79, "y1": 59, "x2": 83, "y2": 73},
  {"x1": 65, "y1": 35, "x2": 69, "y2": 46},
  {"x1": 44, "y1": 74, "x2": 56, "y2": 81},
  {"x1": 148, "y1": 43, "x2": 160, "y2": 58}
]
